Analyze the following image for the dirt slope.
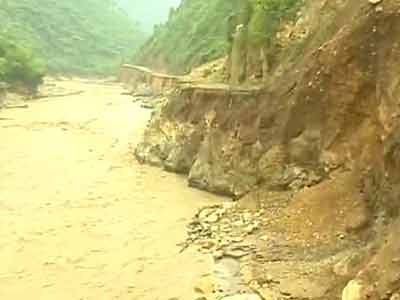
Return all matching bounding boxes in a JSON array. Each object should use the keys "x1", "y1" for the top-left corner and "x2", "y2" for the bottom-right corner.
[{"x1": 134, "y1": 1, "x2": 400, "y2": 299}]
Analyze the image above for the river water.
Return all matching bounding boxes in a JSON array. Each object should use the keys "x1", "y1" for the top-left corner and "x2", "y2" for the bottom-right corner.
[{"x1": 0, "y1": 79, "x2": 222, "y2": 300}]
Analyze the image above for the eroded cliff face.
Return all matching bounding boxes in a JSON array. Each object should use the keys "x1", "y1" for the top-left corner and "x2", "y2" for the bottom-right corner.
[{"x1": 134, "y1": 0, "x2": 400, "y2": 299}]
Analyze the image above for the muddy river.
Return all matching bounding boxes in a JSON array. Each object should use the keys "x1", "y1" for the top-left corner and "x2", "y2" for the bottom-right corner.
[{"x1": 0, "y1": 79, "x2": 222, "y2": 300}]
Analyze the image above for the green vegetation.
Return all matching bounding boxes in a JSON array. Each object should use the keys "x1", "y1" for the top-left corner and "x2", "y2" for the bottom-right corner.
[
  {"x1": 116, "y1": 0, "x2": 181, "y2": 32},
  {"x1": 0, "y1": 0, "x2": 146, "y2": 75},
  {"x1": 247, "y1": 0, "x2": 303, "y2": 46},
  {"x1": 134, "y1": 0, "x2": 242, "y2": 74},
  {"x1": 135, "y1": 0, "x2": 302, "y2": 74},
  {"x1": 0, "y1": 35, "x2": 45, "y2": 91}
]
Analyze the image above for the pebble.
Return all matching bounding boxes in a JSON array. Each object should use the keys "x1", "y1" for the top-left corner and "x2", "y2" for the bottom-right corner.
[
  {"x1": 221, "y1": 294, "x2": 262, "y2": 300},
  {"x1": 205, "y1": 213, "x2": 219, "y2": 223},
  {"x1": 213, "y1": 250, "x2": 224, "y2": 260},
  {"x1": 391, "y1": 293, "x2": 400, "y2": 300},
  {"x1": 194, "y1": 275, "x2": 215, "y2": 295},
  {"x1": 231, "y1": 237, "x2": 244, "y2": 243},
  {"x1": 200, "y1": 240, "x2": 215, "y2": 250},
  {"x1": 392, "y1": 257, "x2": 400, "y2": 263},
  {"x1": 224, "y1": 249, "x2": 248, "y2": 258}
]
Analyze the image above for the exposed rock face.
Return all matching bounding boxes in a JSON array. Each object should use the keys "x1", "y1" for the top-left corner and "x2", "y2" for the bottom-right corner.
[
  {"x1": 136, "y1": 85, "x2": 265, "y2": 197},
  {"x1": 136, "y1": 0, "x2": 400, "y2": 200},
  {"x1": 133, "y1": 0, "x2": 400, "y2": 299}
]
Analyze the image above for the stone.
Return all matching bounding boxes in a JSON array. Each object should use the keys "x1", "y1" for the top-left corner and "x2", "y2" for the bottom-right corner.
[
  {"x1": 213, "y1": 250, "x2": 224, "y2": 260},
  {"x1": 194, "y1": 275, "x2": 215, "y2": 295},
  {"x1": 258, "y1": 288, "x2": 281, "y2": 300},
  {"x1": 231, "y1": 237, "x2": 244, "y2": 243},
  {"x1": 200, "y1": 240, "x2": 216, "y2": 250},
  {"x1": 224, "y1": 249, "x2": 248, "y2": 258},
  {"x1": 204, "y1": 213, "x2": 219, "y2": 223},
  {"x1": 221, "y1": 293, "x2": 262, "y2": 300},
  {"x1": 270, "y1": 276, "x2": 329, "y2": 299},
  {"x1": 257, "y1": 146, "x2": 286, "y2": 188},
  {"x1": 133, "y1": 83, "x2": 153, "y2": 97},
  {"x1": 368, "y1": 0, "x2": 382, "y2": 4},
  {"x1": 333, "y1": 253, "x2": 363, "y2": 277},
  {"x1": 198, "y1": 208, "x2": 217, "y2": 220},
  {"x1": 342, "y1": 280, "x2": 365, "y2": 300},
  {"x1": 391, "y1": 293, "x2": 400, "y2": 300},
  {"x1": 392, "y1": 257, "x2": 400, "y2": 264}
]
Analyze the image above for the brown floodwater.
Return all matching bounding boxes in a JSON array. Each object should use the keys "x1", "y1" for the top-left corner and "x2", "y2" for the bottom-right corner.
[{"x1": 0, "y1": 79, "x2": 222, "y2": 300}]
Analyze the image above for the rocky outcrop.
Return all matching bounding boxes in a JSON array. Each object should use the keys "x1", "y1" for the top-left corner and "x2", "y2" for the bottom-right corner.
[
  {"x1": 135, "y1": 84, "x2": 265, "y2": 197},
  {"x1": 136, "y1": 0, "x2": 400, "y2": 199}
]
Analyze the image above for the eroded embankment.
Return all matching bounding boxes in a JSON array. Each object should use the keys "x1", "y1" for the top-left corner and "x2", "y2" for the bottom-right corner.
[{"x1": 134, "y1": 1, "x2": 400, "y2": 299}]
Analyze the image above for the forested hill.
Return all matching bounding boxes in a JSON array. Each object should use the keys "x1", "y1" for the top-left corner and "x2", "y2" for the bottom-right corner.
[
  {"x1": 0, "y1": 0, "x2": 145, "y2": 75},
  {"x1": 116, "y1": 0, "x2": 181, "y2": 32},
  {"x1": 134, "y1": 0, "x2": 242, "y2": 74}
]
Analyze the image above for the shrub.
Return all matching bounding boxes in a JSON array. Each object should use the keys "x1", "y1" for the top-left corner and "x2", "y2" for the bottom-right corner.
[
  {"x1": 0, "y1": 36, "x2": 46, "y2": 92},
  {"x1": 248, "y1": 0, "x2": 302, "y2": 46}
]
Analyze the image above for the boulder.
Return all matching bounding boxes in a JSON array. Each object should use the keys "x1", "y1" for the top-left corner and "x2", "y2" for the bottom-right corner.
[{"x1": 342, "y1": 280, "x2": 365, "y2": 300}]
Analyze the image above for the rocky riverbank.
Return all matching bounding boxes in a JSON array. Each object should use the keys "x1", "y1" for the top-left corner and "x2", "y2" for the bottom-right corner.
[{"x1": 132, "y1": 1, "x2": 400, "y2": 300}]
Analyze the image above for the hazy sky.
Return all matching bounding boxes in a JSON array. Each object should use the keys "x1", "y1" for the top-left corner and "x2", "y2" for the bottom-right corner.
[{"x1": 116, "y1": 0, "x2": 181, "y2": 31}]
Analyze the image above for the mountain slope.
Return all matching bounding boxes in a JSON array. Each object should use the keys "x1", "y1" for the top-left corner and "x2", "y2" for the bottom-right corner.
[
  {"x1": 0, "y1": 0, "x2": 146, "y2": 75},
  {"x1": 134, "y1": 0, "x2": 242, "y2": 74},
  {"x1": 116, "y1": 0, "x2": 181, "y2": 32},
  {"x1": 130, "y1": 0, "x2": 400, "y2": 299}
]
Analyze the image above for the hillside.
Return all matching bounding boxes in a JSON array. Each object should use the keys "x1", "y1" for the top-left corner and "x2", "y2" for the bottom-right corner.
[
  {"x1": 134, "y1": 0, "x2": 242, "y2": 74},
  {"x1": 116, "y1": 0, "x2": 181, "y2": 32},
  {"x1": 134, "y1": 0, "x2": 303, "y2": 75},
  {"x1": 0, "y1": 0, "x2": 145, "y2": 75},
  {"x1": 127, "y1": 0, "x2": 400, "y2": 299}
]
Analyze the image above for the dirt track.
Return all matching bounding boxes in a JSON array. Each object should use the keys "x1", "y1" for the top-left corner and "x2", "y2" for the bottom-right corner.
[{"x1": 0, "y1": 79, "x2": 222, "y2": 300}]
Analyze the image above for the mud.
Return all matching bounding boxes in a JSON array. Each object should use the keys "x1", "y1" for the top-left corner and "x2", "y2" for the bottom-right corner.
[{"x1": 0, "y1": 78, "x2": 223, "y2": 300}]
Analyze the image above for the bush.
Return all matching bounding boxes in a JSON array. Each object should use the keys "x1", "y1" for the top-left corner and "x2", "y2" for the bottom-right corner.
[
  {"x1": 248, "y1": 0, "x2": 302, "y2": 46},
  {"x1": 0, "y1": 36, "x2": 45, "y2": 92},
  {"x1": 134, "y1": 0, "x2": 242, "y2": 74},
  {"x1": 0, "y1": 0, "x2": 145, "y2": 76}
]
